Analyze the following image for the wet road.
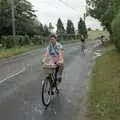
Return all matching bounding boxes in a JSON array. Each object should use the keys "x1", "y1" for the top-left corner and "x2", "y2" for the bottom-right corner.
[{"x1": 0, "y1": 41, "x2": 100, "y2": 120}]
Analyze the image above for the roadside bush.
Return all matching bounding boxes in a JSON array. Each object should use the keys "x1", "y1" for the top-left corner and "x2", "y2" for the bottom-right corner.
[
  {"x1": 31, "y1": 35, "x2": 48, "y2": 45},
  {"x1": 15, "y1": 35, "x2": 31, "y2": 46},
  {"x1": 15, "y1": 36, "x2": 24, "y2": 47},
  {"x1": 1, "y1": 36, "x2": 15, "y2": 48},
  {"x1": 111, "y1": 13, "x2": 120, "y2": 51},
  {"x1": 1, "y1": 35, "x2": 31, "y2": 48},
  {"x1": 57, "y1": 34, "x2": 76, "y2": 42},
  {"x1": 24, "y1": 35, "x2": 30, "y2": 45}
]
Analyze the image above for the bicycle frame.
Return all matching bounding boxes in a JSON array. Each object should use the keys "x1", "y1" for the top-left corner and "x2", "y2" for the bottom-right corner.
[{"x1": 42, "y1": 65, "x2": 60, "y2": 108}]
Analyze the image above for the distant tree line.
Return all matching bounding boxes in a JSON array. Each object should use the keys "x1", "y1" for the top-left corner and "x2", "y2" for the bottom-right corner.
[
  {"x1": 87, "y1": 0, "x2": 120, "y2": 51},
  {"x1": 0, "y1": 0, "x2": 87, "y2": 48}
]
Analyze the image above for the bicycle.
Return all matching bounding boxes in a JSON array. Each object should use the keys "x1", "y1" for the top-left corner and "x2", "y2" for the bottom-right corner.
[{"x1": 41, "y1": 63, "x2": 60, "y2": 108}]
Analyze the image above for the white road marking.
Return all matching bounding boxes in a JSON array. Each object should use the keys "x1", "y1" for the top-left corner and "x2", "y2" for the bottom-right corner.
[{"x1": 0, "y1": 67, "x2": 26, "y2": 84}]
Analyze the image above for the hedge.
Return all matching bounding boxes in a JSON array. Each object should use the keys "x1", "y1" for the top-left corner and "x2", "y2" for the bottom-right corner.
[{"x1": 111, "y1": 13, "x2": 120, "y2": 51}]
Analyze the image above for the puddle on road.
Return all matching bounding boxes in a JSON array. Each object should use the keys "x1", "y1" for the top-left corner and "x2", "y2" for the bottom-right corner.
[{"x1": 95, "y1": 52, "x2": 102, "y2": 57}]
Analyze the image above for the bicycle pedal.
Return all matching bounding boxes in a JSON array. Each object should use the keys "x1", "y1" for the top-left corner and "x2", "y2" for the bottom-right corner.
[{"x1": 48, "y1": 91, "x2": 51, "y2": 95}]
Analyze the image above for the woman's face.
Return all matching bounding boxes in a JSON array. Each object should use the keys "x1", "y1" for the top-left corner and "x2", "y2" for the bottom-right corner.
[{"x1": 50, "y1": 37, "x2": 56, "y2": 45}]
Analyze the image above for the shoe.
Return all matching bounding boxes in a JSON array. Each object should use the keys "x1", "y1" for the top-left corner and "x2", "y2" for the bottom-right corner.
[
  {"x1": 58, "y1": 77, "x2": 62, "y2": 83},
  {"x1": 57, "y1": 72, "x2": 62, "y2": 83}
]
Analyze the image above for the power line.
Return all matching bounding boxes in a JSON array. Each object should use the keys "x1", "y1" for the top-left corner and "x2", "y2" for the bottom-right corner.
[
  {"x1": 58, "y1": 0, "x2": 80, "y2": 16},
  {"x1": 59, "y1": 0, "x2": 75, "y2": 11},
  {"x1": 35, "y1": 0, "x2": 60, "y2": 8},
  {"x1": 36, "y1": 0, "x2": 80, "y2": 16},
  {"x1": 58, "y1": 0, "x2": 87, "y2": 19},
  {"x1": 29, "y1": 0, "x2": 86, "y2": 20}
]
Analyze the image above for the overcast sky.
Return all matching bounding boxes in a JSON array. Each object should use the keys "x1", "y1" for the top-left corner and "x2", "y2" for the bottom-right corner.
[{"x1": 28, "y1": 0, "x2": 102, "y2": 30}]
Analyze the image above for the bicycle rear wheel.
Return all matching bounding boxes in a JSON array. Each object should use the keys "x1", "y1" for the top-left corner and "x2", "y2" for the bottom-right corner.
[
  {"x1": 81, "y1": 44, "x2": 85, "y2": 56},
  {"x1": 42, "y1": 78, "x2": 51, "y2": 107}
]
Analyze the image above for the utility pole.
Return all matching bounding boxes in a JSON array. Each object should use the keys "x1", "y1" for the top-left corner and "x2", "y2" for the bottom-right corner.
[{"x1": 10, "y1": 0, "x2": 16, "y2": 40}]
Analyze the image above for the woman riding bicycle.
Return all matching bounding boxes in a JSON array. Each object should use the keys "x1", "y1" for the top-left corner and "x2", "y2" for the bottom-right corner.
[{"x1": 42, "y1": 34, "x2": 64, "y2": 86}]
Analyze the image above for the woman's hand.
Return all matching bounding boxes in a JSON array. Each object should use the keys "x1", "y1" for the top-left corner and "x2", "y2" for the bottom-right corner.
[{"x1": 58, "y1": 59, "x2": 64, "y2": 66}]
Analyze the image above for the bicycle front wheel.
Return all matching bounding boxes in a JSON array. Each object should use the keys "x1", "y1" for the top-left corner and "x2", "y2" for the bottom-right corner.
[{"x1": 42, "y1": 78, "x2": 51, "y2": 107}]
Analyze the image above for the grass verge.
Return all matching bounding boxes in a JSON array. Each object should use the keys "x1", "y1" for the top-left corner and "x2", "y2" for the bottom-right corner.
[
  {"x1": 88, "y1": 30, "x2": 109, "y2": 41},
  {"x1": 0, "y1": 40, "x2": 79, "y2": 59},
  {"x1": 0, "y1": 45, "x2": 41, "y2": 59},
  {"x1": 88, "y1": 47, "x2": 120, "y2": 120}
]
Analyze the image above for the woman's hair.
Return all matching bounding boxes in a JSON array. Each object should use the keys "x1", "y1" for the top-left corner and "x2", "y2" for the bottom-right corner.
[{"x1": 50, "y1": 34, "x2": 57, "y2": 39}]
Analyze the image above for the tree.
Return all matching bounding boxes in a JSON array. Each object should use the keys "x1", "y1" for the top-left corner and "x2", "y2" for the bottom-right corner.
[
  {"x1": 39, "y1": 23, "x2": 44, "y2": 36},
  {"x1": 48, "y1": 22, "x2": 54, "y2": 33},
  {"x1": 43, "y1": 24, "x2": 50, "y2": 37},
  {"x1": 66, "y1": 19, "x2": 75, "y2": 34},
  {"x1": 15, "y1": 0, "x2": 36, "y2": 35},
  {"x1": 56, "y1": 18, "x2": 65, "y2": 34},
  {"x1": 86, "y1": 0, "x2": 120, "y2": 50},
  {"x1": 86, "y1": 0, "x2": 120, "y2": 34},
  {"x1": 0, "y1": 0, "x2": 37, "y2": 36},
  {"x1": 0, "y1": 0, "x2": 12, "y2": 35},
  {"x1": 78, "y1": 18, "x2": 87, "y2": 38}
]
